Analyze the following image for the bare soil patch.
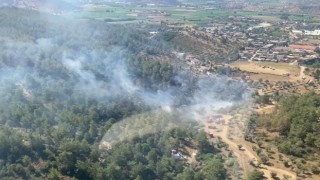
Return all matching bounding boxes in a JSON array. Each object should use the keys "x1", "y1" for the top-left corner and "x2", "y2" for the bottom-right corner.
[{"x1": 230, "y1": 61, "x2": 300, "y2": 77}]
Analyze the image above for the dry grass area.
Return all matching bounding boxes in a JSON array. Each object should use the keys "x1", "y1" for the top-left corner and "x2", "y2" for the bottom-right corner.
[
  {"x1": 249, "y1": 73, "x2": 291, "y2": 82},
  {"x1": 231, "y1": 61, "x2": 300, "y2": 77},
  {"x1": 255, "y1": 105, "x2": 275, "y2": 114},
  {"x1": 230, "y1": 61, "x2": 301, "y2": 82}
]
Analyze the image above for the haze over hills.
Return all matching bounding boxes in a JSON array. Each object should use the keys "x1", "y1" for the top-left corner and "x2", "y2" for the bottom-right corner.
[
  {"x1": 0, "y1": 0, "x2": 78, "y2": 11},
  {"x1": 4, "y1": 0, "x2": 183, "y2": 7},
  {"x1": 0, "y1": 0, "x2": 319, "y2": 179},
  {"x1": 0, "y1": 6, "x2": 253, "y2": 179},
  {"x1": 103, "y1": 0, "x2": 181, "y2": 5},
  {"x1": 240, "y1": 0, "x2": 320, "y2": 15},
  {"x1": 2, "y1": 0, "x2": 320, "y2": 15}
]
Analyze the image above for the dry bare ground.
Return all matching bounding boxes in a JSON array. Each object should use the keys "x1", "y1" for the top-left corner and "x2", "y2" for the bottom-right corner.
[
  {"x1": 204, "y1": 114, "x2": 297, "y2": 180},
  {"x1": 230, "y1": 61, "x2": 300, "y2": 77}
]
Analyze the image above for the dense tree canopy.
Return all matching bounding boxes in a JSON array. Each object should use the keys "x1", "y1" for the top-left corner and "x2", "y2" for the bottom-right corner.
[
  {"x1": 0, "y1": 7, "x2": 233, "y2": 179},
  {"x1": 259, "y1": 92, "x2": 320, "y2": 157}
]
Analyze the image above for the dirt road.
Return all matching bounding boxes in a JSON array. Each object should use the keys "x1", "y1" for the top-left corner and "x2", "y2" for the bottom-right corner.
[
  {"x1": 216, "y1": 115, "x2": 256, "y2": 178},
  {"x1": 298, "y1": 66, "x2": 314, "y2": 82},
  {"x1": 209, "y1": 115, "x2": 296, "y2": 180}
]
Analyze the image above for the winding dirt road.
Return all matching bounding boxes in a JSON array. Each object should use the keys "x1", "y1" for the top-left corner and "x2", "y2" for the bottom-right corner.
[{"x1": 207, "y1": 115, "x2": 296, "y2": 180}]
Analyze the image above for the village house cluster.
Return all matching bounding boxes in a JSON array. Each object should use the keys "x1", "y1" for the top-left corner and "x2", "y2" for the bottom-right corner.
[
  {"x1": 169, "y1": 15, "x2": 320, "y2": 78},
  {"x1": 202, "y1": 16, "x2": 320, "y2": 64},
  {"x1": 241, "y1": 43, "x2": 318, "y2": 63},
  {"x1": 235, "y1": 19, "x2": 319, "y2": 63}
]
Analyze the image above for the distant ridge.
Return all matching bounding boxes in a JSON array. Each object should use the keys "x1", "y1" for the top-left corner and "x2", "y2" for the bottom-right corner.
[
  {"x1": 105, "y1": 0, "x2": 181, "y2": 6},
  {"x1": 0, "y1": 0, "x2": 77, "y2": 12}
]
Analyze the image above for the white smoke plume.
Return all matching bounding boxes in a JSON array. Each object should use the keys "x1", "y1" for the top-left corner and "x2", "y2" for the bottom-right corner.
[{"x1": 0, "y1": 7, "x2": 253, "y2": 152}]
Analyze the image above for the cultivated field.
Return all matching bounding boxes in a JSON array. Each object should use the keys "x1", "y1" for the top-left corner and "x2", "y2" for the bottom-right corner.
[{"x1": 68, "y1": 3, "x2": 297, "y2": 25}]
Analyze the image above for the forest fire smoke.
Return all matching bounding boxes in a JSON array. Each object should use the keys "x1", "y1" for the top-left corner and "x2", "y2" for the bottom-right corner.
[{"x1": 98, "y1": 67, "x2": 252, "y2": 149}]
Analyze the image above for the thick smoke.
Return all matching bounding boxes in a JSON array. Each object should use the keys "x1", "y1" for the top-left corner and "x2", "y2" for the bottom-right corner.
[
  {"x1": 98, "y1": 62, "x2": 252, "y2": 148},
  {"x1": 0, "y1": 7, "x2": 253, "y2": 152},
  {"x1": 61, "y1": 48, "x2": 176, "y2": 108},
  {"x1": 0, "y1": 36, "x2": 252, "y2": 148},
  {"x1": 11, "y1": 38, "x2": 251, "y2": 147}
]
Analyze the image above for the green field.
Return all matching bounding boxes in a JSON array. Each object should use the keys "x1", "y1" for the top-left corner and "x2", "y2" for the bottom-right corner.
[{"x1": 69, "y1": 3, "x2": 320, "y2": 25}]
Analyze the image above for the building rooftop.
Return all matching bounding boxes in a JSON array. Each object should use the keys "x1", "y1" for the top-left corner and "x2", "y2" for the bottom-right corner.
[{"x1": 305, "y1": 30, "x2": 320, "y2": 36}]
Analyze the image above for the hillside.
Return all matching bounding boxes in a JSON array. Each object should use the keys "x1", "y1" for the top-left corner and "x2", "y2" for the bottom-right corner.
[
  {"x1": 169, "y1": 30, "x2": 241, "y2": 63},
  {"x1": 0, "y1": 7, "x2": 251, "y2": 179},
  {"x1": 253, "y1": 93, "x2": 320, "y2": 178}
]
